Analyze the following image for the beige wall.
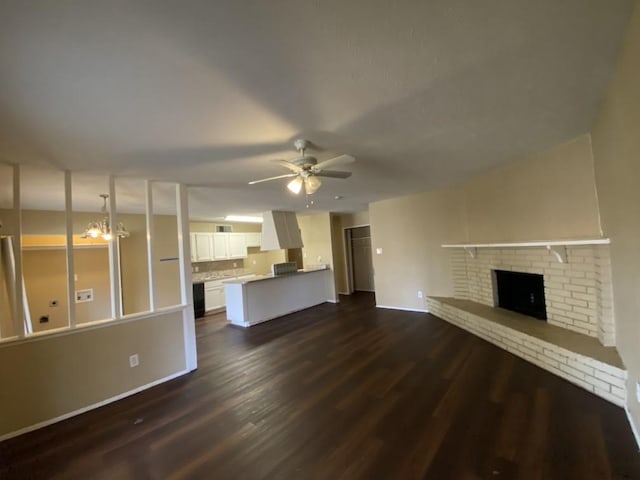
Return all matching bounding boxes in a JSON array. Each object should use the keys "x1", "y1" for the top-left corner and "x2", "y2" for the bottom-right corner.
[
  {"x1": 23, "y1": 248, "x2": 112, "y2": 331},
  {"x1": 246, "y1": 247, "x2": 286, "y2": 275},
  {"x1": 590, "y1": 0, "x2": 640, "y2": 436},
  {"x1": 189, "y1": 221, "x2": 261, "y2": 233},
  {"x1": 369, "y1": 131, "x2": 606, "y2": 310},
  {"x1": 464, "y1": 134, "x2": 602, "y2": 242},
  {"x1": 370, "y1": 188, "x2": 467, "y2": 310},
  {"x1": 0, "y1": 311, "x2": 186, "y2": 437},
  {"x1": 16, "y1": 211, "x2": 182, "y2": 321},
  {"x1": 74, "y1": 248, "x2": 113, "y2": 323},
  {"x1": 297, "y1": 212, "x2": 337, "y2": 301},
  {"x1": 120, "y1": 214, "x2": 150, "y2": 315},
  {"x1": 153, "y1": 215, "x2": 181, "y2": 309}
]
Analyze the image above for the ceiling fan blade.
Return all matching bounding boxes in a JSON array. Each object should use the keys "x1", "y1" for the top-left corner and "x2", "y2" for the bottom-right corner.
[
  {"x1": 313, "y1": 154, "x2": 355, "y2": 171},
  {"x1": 314, "y1": 170, "x2": 352, "y2": 179},
  {"x1": 248, "y1": 173, "x2": 297, "y2": 185},
  {"x1": 272, "y1": 159, "x2": 303, "y2": 173}
]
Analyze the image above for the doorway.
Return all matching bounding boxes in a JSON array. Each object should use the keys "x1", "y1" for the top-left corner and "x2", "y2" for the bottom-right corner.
[{"x1": 345, "y1": 225, "x2": 374, "y2": 293}]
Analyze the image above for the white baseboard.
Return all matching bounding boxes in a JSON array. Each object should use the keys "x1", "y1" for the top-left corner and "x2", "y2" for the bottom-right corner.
[
  {"x1": 0, "y1": 369, "x2": 191, "y2": 443},
  {"x1": 625, "y1": 405, "x2": 640, "y2": 451},
  {"x1": 376, "y1": 304, "x2": 429, "y2": 313}
]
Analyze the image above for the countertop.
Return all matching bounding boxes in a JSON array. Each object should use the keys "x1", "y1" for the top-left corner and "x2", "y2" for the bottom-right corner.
[
  {"x1": 192, "y1": 269, "x2": 256, "y2": 284},
  {"x1": 222, "y1": 266, "x2": 330, "y2": 285}
]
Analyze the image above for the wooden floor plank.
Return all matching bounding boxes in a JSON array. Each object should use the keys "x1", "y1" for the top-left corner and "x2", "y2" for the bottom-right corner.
[{"x1": 1, "y1": 292, "x2": 639, "y2": 479}]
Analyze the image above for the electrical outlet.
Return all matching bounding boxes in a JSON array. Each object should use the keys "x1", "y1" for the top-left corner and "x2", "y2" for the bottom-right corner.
[
  {"x1": 376, "y1": 247, "x2": 383, "y2": 255},
  {"x1": 252, "y1": 260, "x2": 257, "y2": 265},
  {"x1": 233, "y1": 262, "x2": 237, "y2": 268},
  {"x1": 194, "y1": 265, "x2": 199, "y2": 273},
  {"x1": 417, "y1": 290, "x2": 424, "y2": 299},
  {"x1": 75, "y1": 289, "x2": 93, "y2": 303},
  {"x1": 636, "y1": 382, "x2": 640, "y2": 403},
  {"x1": 129, "y1": 354, "x2": 139, "y2": 368}
]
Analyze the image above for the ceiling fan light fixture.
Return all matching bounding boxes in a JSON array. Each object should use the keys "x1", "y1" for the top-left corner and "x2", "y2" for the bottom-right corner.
[
  {"x1": 304, "y1": 176, "x2": 322, "y2": 194},
  {"x1": 287, "y1": 177, "x2": 303, "y2": 194}
]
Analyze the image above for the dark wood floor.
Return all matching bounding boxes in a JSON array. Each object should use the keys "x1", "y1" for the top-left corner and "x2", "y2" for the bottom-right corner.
[{"x1": 1, "y1": 292, "x2": 639, "y2": 479}]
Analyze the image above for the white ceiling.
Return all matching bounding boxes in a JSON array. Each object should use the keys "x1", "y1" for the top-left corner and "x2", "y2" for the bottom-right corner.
[{"x1": 0, "y1": 0, "x2": 633, "y2": 219}]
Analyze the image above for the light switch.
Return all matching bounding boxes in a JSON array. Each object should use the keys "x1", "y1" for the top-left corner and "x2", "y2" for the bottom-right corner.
[{"x1": 376, "y1": 247, "x2": 383, "y2": 255}]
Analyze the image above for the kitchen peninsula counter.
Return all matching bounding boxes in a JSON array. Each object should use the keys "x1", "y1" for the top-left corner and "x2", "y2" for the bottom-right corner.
[
  {"x1": 222, "y1": 266, "x2": 329, "y2": 285},
  {"x1": 224, "y1": 267, "x2": 334, "y2": 327}
]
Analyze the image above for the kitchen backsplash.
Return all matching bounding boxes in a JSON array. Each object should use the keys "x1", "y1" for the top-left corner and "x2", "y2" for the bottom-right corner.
[{"x1": 192, "y1": 259, "x2": 244, "y2": 274}]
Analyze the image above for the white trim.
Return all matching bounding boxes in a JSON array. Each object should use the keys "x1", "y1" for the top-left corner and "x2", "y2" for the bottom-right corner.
[
  {"x1": 625, "y1": 405, "x2": 640, "y2": 451},
  {"x1": 176, "y1": 184, "x2": 197, "y2": 372},
  {"x1": 21, "y1": 244, "x2": 108, "y2": 251},
  {"x1": 338, "y1": 291, "x2": 351, "y2": 295},
  {"x1": 376, "y1": 304, "x2": 428, "y2": 313},
  {"x1": 342, "y1": 223, "x2": 374, "y2": 295},
  {"x1": 0, "y1": 369, "x2": 190, "y2": 442},
  {"x1": 0, "y1": 305, "x2": 188, "y2": 348},
  {"x1": 107, "y1": 177, "x2": 122, "y2": 320},
  {"x1": 13, "y1": 164, "x2": 25, "y2": 338},
  {"x1": 442, "y1": 238, "x2": 610, "y2": 248},
  {"x1": 64, "y1": 171, "x2": 76, "y2": 328},
  {"x1": 145, "y1": 180, "x2": 156, "y2": 311},
  {"x1": 345, "y1": 223, "x2": 370, "y2": 230}
]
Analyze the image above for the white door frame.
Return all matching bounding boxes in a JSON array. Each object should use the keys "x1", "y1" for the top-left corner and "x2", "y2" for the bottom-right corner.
[{"x1": 342, "y1": 224, "x2": 372, "y2": 294}]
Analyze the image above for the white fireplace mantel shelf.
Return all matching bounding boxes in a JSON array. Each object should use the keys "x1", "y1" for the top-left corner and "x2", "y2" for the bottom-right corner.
[
  {"x1": 442, "y1": 238, "x2": 610, "y2": 249},
  {"x1": 442, "y1": 238, "x2": 610, "y2": 263}
]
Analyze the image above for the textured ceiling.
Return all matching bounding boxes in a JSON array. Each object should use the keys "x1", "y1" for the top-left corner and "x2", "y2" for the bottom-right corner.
[{"x1": 0, "y1": 0, "x2": 633, "y2": 219}]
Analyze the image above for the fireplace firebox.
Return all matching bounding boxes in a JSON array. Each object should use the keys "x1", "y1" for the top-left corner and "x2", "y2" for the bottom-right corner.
[{"x1": 494, "y1": 270, "x2": 547, "y2": 320}]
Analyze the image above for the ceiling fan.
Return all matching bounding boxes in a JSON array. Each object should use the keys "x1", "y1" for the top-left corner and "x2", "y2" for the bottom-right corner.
[{"x1": 248, "y1": 139, "x2": 355, "y2": 194}]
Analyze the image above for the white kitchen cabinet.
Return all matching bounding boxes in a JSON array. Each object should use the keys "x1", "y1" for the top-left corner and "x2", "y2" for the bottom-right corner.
[
  {"x1": 191, "y1": 232, "x2": 249, "y2": 262},
  {"x1": 212, "y1": 233, "x2": 229, "y2": 260},
  {"x1": 228, "y1": 233, "x2": 247, "y2": 258},
  {"x1": 245, "y1": 232, "x2": 261, "y2": 247},
  {"x1": 193, "y1": 233, "x2": 213, "y2": 261},
  {"x1": 205, "y1": 280, "x2": 226, "y2": 311},
  {"x1": 190, "y1": 233, "x2": 197, "y2": 262}
]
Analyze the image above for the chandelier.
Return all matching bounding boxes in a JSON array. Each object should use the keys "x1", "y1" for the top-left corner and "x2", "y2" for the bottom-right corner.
[{"x1": 81, "y1": 194, "x2": 130, "y2": 241}]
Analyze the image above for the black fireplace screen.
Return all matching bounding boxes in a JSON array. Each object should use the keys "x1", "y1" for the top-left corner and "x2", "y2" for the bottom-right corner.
[{"x1": 494, "y1": 270, "x2": 547, "y2": 320}]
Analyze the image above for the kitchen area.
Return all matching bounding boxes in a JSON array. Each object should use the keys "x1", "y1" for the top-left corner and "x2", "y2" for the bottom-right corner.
[{"x1": 191, "y1": 211, "x2": 337, "y2": 323}]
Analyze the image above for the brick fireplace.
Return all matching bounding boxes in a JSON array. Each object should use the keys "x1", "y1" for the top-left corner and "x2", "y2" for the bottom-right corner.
[
  {"x1": 426, "y1": 240, "x2": 625, "y2": 406},
  {"x1": 450, "y1": 244, "x2": 615, "y2": 346}
]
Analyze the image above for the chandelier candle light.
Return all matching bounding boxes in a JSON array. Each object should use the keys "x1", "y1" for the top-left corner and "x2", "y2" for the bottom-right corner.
[{"x1": 81, "y1": 194, "x2": 130, "y2": 241}]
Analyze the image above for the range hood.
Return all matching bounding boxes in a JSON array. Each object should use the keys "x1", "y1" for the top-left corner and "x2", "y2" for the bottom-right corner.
[{"x1": 261, "y1": 211, "x2": 304, "y2": 251}]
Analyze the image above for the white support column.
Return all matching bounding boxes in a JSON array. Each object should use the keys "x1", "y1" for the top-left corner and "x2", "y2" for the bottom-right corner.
[
  {"x1": 176, "y1": 183, "x2": 197, "y2": 371},
  {"x1": 108, "y1": 177, "x2": 122, "y2": 319},
  {"x1": 64, "y1": 171, "x2": 76, "y2": 328},
  {"x1": 145, "y1": 180, "x2": 156, "y2": 311}
]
